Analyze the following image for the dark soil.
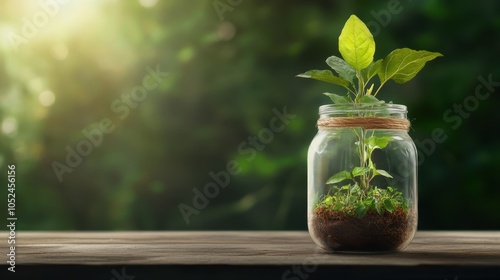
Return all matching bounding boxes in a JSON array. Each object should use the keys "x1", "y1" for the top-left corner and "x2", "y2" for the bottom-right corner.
[{"x1": 310, "y1": 206, "x2": 416, "y2": 252}]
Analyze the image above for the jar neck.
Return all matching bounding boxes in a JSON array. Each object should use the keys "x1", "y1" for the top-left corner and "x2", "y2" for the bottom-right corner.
[{"x1": 318, "y1": 103, "x2": 407, "y2": 119}]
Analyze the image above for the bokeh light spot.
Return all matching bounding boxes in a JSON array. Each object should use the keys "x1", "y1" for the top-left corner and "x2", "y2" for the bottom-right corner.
[
  {"x1": 2, "y1": 117, "x2": 18, "y2": 135},
  {"x1": 29, "y1": 78, "x2": 45, "y2": 93},
  {"x1": 39, "y1": 90, "x2": 56, "y2": 107},
  {"x1": 139, "y1": 0, "x2": 158, "y2": 8}
]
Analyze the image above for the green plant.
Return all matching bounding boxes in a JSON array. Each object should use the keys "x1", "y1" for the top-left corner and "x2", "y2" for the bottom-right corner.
[
  {"x1": 297, "y1": 14, "x2": 442, "y2": 104},
  {"x1": 317, "y1": 134, "x2": 409, "y2": 218},
  {"x1": 298, "y1": 14, "x2": 442, "y2": 217}
]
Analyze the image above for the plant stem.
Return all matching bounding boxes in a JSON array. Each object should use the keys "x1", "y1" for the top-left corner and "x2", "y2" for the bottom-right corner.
[
  {"x1": 356, "y1": 70, "x2": 364, "y2": 101},
  {"x1": 358, "y1": 128, "x2": 367, "y2": 191},
  {"x1": 373, "y1": 81, "x2": 386, "y2": 97}
]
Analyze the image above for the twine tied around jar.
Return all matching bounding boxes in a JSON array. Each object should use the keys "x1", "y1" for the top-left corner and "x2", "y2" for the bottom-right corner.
[{"x1": 317, "y1": 117, "x2": 410, "y2": 130}]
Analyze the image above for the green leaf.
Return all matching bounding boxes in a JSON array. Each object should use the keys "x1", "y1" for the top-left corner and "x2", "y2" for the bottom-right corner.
[
  {"x1": 296, "y1": 70, "x2": 350, "y2": 88},
  {"x1": 352, "y1": 167, "x2": 370, "y2": 177},
  {"x1": 375, "y1": 202, "x2": 383, "y2": 215},
  {"x1": 323, "y1": 196, "x2": 334, "y2": 206},
  {"x1": 402, "y1": 200, "x2": 410, "y2": 211},
  {"x1": 375, "y1": 169, "x2": 393, "y2": 178},
  {"x1": 365, "y1": 83, "x2": 374, "y2": 96},
  {"x1": 326, "y1": 171, "x2": 352, "y2": 184},
  {"x1": 338, "y1": 15, "x2": 375, "y2": 71},
  {"x1": 361, "y1": 59, "x2": 382, "y2": 81},
  {"x1": 364, "y1": 198, "x2": 375, "y2": 209},
  {"x1": 365, "y1": 136, "x2": 392, "y2": 150},
  {"x1": 326, "y1": 55, "x2": 356, "y2": 84},
  {"x1": 378, "y1": 48, "x2": 443, "y2": 84},
  {"x1": 350, "y1": 184, "x2": 360, "y2": 194},
  {"x1": 356, "y1": 204, "x2": 367, "y2": 218},
  {"x1": 333, "y1": 203, "x2": 343, "y2": 211},
  {"x1": 323, "y1": 92, "x2": 350, "y2": 104},
  {"x1": 358, "y1": 95, "x2": 383, "y2": 103},
  {"x1": 383, "y1": 199, "x2": 394, "y2": 212}
]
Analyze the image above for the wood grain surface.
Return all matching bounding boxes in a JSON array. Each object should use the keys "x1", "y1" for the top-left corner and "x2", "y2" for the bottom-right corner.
[{"x1": 2, "y1": 231, "x2": 499, "y2": 266}]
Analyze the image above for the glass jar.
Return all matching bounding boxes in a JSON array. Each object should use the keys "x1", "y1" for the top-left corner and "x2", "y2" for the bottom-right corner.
[{"x1": 307, "y1": 103, "x2": 417, "y2": 252}]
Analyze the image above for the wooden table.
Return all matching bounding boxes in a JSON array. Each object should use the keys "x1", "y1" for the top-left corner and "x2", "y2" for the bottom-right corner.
[{"x1": 2, "y1": 231, "x2": 500, "y2": 279}]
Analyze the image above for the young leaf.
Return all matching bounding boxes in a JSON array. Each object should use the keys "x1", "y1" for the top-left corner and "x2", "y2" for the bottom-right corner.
[
  {"x1": 383, "y1": 199, "x2": 394, "y2": 212},
  {"x1": 323, "y1": 92, "x2": 350, "y2": 104},
  {"x1": 375, "y1": 202, "x2": 383, "y2": 215},
  {"x1": 375, "y1": 169, "x2": 393, "y2": 178},
  {"x1": 296, "y1": 70, "x2": 350, "y2": 88},
  {"x1": 350, "y1": 184, "x2": 360, "y2": 194},
  {"x1": 402, "y1": 200, "x2": 410, "y2": 211},
  {"x1": 365, "y1": 136, "x2": 392, "y2": 150},
  {"x1": 356, "y1": 204, "x2": 368, "y2": 218},
  {"x1": 352, "y1": 167, "x2": 371, "y2": 177},
  {"x1": 364, "y1": 198, "x2": 375, "y2": 209},
  {"x1": 361, "y1": 59, "x2": 382, "y2": 81},
  {"x1": 333, "y1": 203, "x2": 343, "y2": 211},
  {"x1": 325, "y1": 55, "x2": 356, "y2": 84},
  {"x1": 338, "y1": 15, "x2": 375, "y2": 71},
  {"x1": 358, "y1": 95, "x2": 383, "y2": 103},
  {"x1": 365, "y1": 83, "x2": 374, "y2": 96},
  {"x1": 326, "y1": 170, "x2": 352, "y2": 184},
  {"x1": 323, "y1": 196, "x2": 334, "y2": 206},
  {"x1": 378, "y1": 48, "x2": 443, "y2": 84}
]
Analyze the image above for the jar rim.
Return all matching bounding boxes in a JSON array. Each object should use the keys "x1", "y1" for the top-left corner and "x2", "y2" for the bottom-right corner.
[{"x1": 319, "y1": 103, "x2": 407, "y2": 115}]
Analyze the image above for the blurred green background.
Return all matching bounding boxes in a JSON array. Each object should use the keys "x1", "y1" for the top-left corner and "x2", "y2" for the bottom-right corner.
[{"x1": 0, "y1": 0, "x2": 499, "y2": 230}]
